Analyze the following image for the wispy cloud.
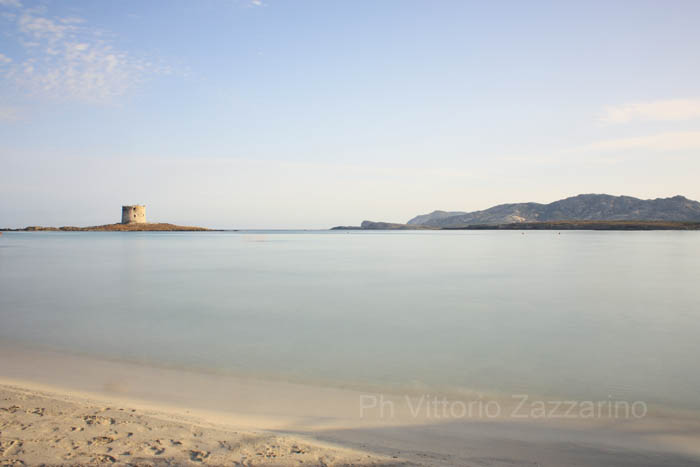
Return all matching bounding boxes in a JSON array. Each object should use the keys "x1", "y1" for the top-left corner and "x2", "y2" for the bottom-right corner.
[
  {"x1": 582, "y1": 131, "x2": 700, "y2": 152},
  {"x1": 0, "y1": 105, "x2": 20, "y2": 121},
  {"x1": 600, "y1": 98, "x2": 700, "y2": 124},
  {"x1": 0, "y1": 0, "x2": 22, "y2": 8},
  {"x1": 0, "y1": 2, "x2": 171, "y2": 103}
]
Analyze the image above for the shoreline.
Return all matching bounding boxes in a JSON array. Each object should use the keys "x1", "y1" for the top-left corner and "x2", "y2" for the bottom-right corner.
[
  {"x1": 0, "y1": 223, "x2": 214, "y2": 232},
  {"x1": 0, "y1": 382, "x2": 401, "y2": 466},
  {"x1": 332, "y1": 220, "x2": 700, "y2": 231},
  {"x1": 5, "y1": 221, "x2": 700, "y2": 232},
  {"x1": 2, "y1": 345, "x2": 700, "y2": 465}
]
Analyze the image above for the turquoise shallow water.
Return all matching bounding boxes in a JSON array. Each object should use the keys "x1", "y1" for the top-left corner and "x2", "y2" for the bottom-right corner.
[{"x1": 1, "y1": 230, "x2": 699, "y2": 409}]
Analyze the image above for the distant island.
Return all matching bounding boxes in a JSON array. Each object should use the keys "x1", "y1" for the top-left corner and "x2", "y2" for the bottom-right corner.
[
  {"x1": 333, "y1": 194, "x2": 700, "y2": 230},
  {"x1": 2, "y1": 223, "x2": 211, "y2": 232},
  {"x1": 1, "y1": 205, "x2": 212, "y2": 232}
]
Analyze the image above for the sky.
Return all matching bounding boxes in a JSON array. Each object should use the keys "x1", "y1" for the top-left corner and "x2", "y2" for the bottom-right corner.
[{"x1": 1, "y1": 0, "x2": 700, "y2": 228}]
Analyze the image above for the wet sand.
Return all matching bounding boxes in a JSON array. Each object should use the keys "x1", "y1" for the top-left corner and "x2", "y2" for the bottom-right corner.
[{"x1": 2, "y1": 345, "x2": 700, "y2": 466}]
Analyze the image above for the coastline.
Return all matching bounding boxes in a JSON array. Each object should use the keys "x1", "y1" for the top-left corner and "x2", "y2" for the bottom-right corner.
[
  {"x1": 0, "y1": 383, "x2": 400, "y2": 466},
  {"x1": 2, "y1": 345, "x2": 700, "y2": 466},
  {"x1": 332, "y1": 220, "x2": 700, "y2": 231},
  {"x1": 0, "y1": 223, "x2": 214, "y2": 232}
]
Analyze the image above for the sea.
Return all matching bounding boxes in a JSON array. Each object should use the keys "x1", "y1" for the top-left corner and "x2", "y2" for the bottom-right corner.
[{"x1": 1, "y1": 230, "x2": 699, "y2": 411}]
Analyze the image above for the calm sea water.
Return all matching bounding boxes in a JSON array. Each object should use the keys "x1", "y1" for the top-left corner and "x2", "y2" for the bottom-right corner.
[{"x1": 1, "y1": 231, "x2": 699, "y2": 409}]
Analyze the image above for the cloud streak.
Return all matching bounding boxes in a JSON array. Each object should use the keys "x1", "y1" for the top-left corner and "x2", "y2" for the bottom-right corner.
[
  {"x1": 0, "y1": 105, "x2": 20, "y2": 121},
  {"x1": 0, "y1": 0, "x2": 22, "y2": 7},
  {"x1": 582, "y1": 131, "x2": 700, "y2": 152},
  {"x1": 0, "y1": 3, "x2": 171, "y2": 103},
  {"x1": 600, "y1": 98, "x2": 700, "y2": 124}
]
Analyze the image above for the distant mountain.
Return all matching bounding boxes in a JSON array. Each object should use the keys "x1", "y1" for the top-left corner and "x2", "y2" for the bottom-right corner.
[
  {"x1": 406, "y1": 210, "x2": 468, "y2": 225},
  {"x1": 408, "y1": 194, "x2": 700, "y2": 227}
]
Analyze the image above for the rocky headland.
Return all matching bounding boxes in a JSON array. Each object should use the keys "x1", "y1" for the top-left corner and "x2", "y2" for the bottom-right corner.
[{"x1": 334, "y1": 194, "x2": 700, "y2": 230}]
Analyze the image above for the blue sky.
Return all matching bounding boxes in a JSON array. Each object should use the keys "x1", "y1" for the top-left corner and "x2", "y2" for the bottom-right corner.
[{"x1": 1, "y1": 0, "x2": 700, "y2": 228}]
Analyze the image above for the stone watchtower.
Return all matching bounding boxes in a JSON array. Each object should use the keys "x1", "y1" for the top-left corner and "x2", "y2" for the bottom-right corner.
[{"x1": 121, "y1": 205, "x2": 147, "y2": 224}]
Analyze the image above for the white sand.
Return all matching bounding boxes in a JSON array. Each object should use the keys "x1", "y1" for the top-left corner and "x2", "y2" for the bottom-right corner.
[{"x1": 0, "y1": 384, "x2": 404, "y2": 466}]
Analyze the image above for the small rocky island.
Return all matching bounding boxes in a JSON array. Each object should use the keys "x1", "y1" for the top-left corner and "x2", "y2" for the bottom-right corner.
[{"x1": 2, "y1": 205, "x2": 212, "y2": 232}]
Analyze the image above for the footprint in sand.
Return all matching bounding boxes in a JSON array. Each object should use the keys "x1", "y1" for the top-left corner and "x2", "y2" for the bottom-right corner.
[
  {"x1": 82, "y1": 415, "x2": 115, "y2": 426},
  {"x1": 0, "y1": 405, "x2": 21, "y2": 413},
  {"x1": 0, "y1": 439, "x2": 23, "y2": 456},
  {"x1": 188, "y1": 449, "x2": 210, "y2": 462},
  {"x1": 25, "y1": 408, "x2": 45, "y2": 417},
  {"x1": 1, "y1": 459, "x2": 25, "y2": 467},
  {"x1": 92, "y1": 454, "x2": 116, "y2": 463},
  {"x1": 0, "y1": 439, "x2": 22, "y2": 457},
  {"x1": 149, "y1": 445, "x2": 165, "y2": 455},
  {"x1": 89, "y1": 436, "x2": 114, "y2": 446}
]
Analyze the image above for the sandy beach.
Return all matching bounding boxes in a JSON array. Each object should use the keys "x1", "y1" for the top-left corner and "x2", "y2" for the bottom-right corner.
[
  {"x1": 0, "y1": 383, "x2": 404, "y2": 466},
  {"x1": 2, "y1": 345, "x2": 700, "y2": 466}
]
